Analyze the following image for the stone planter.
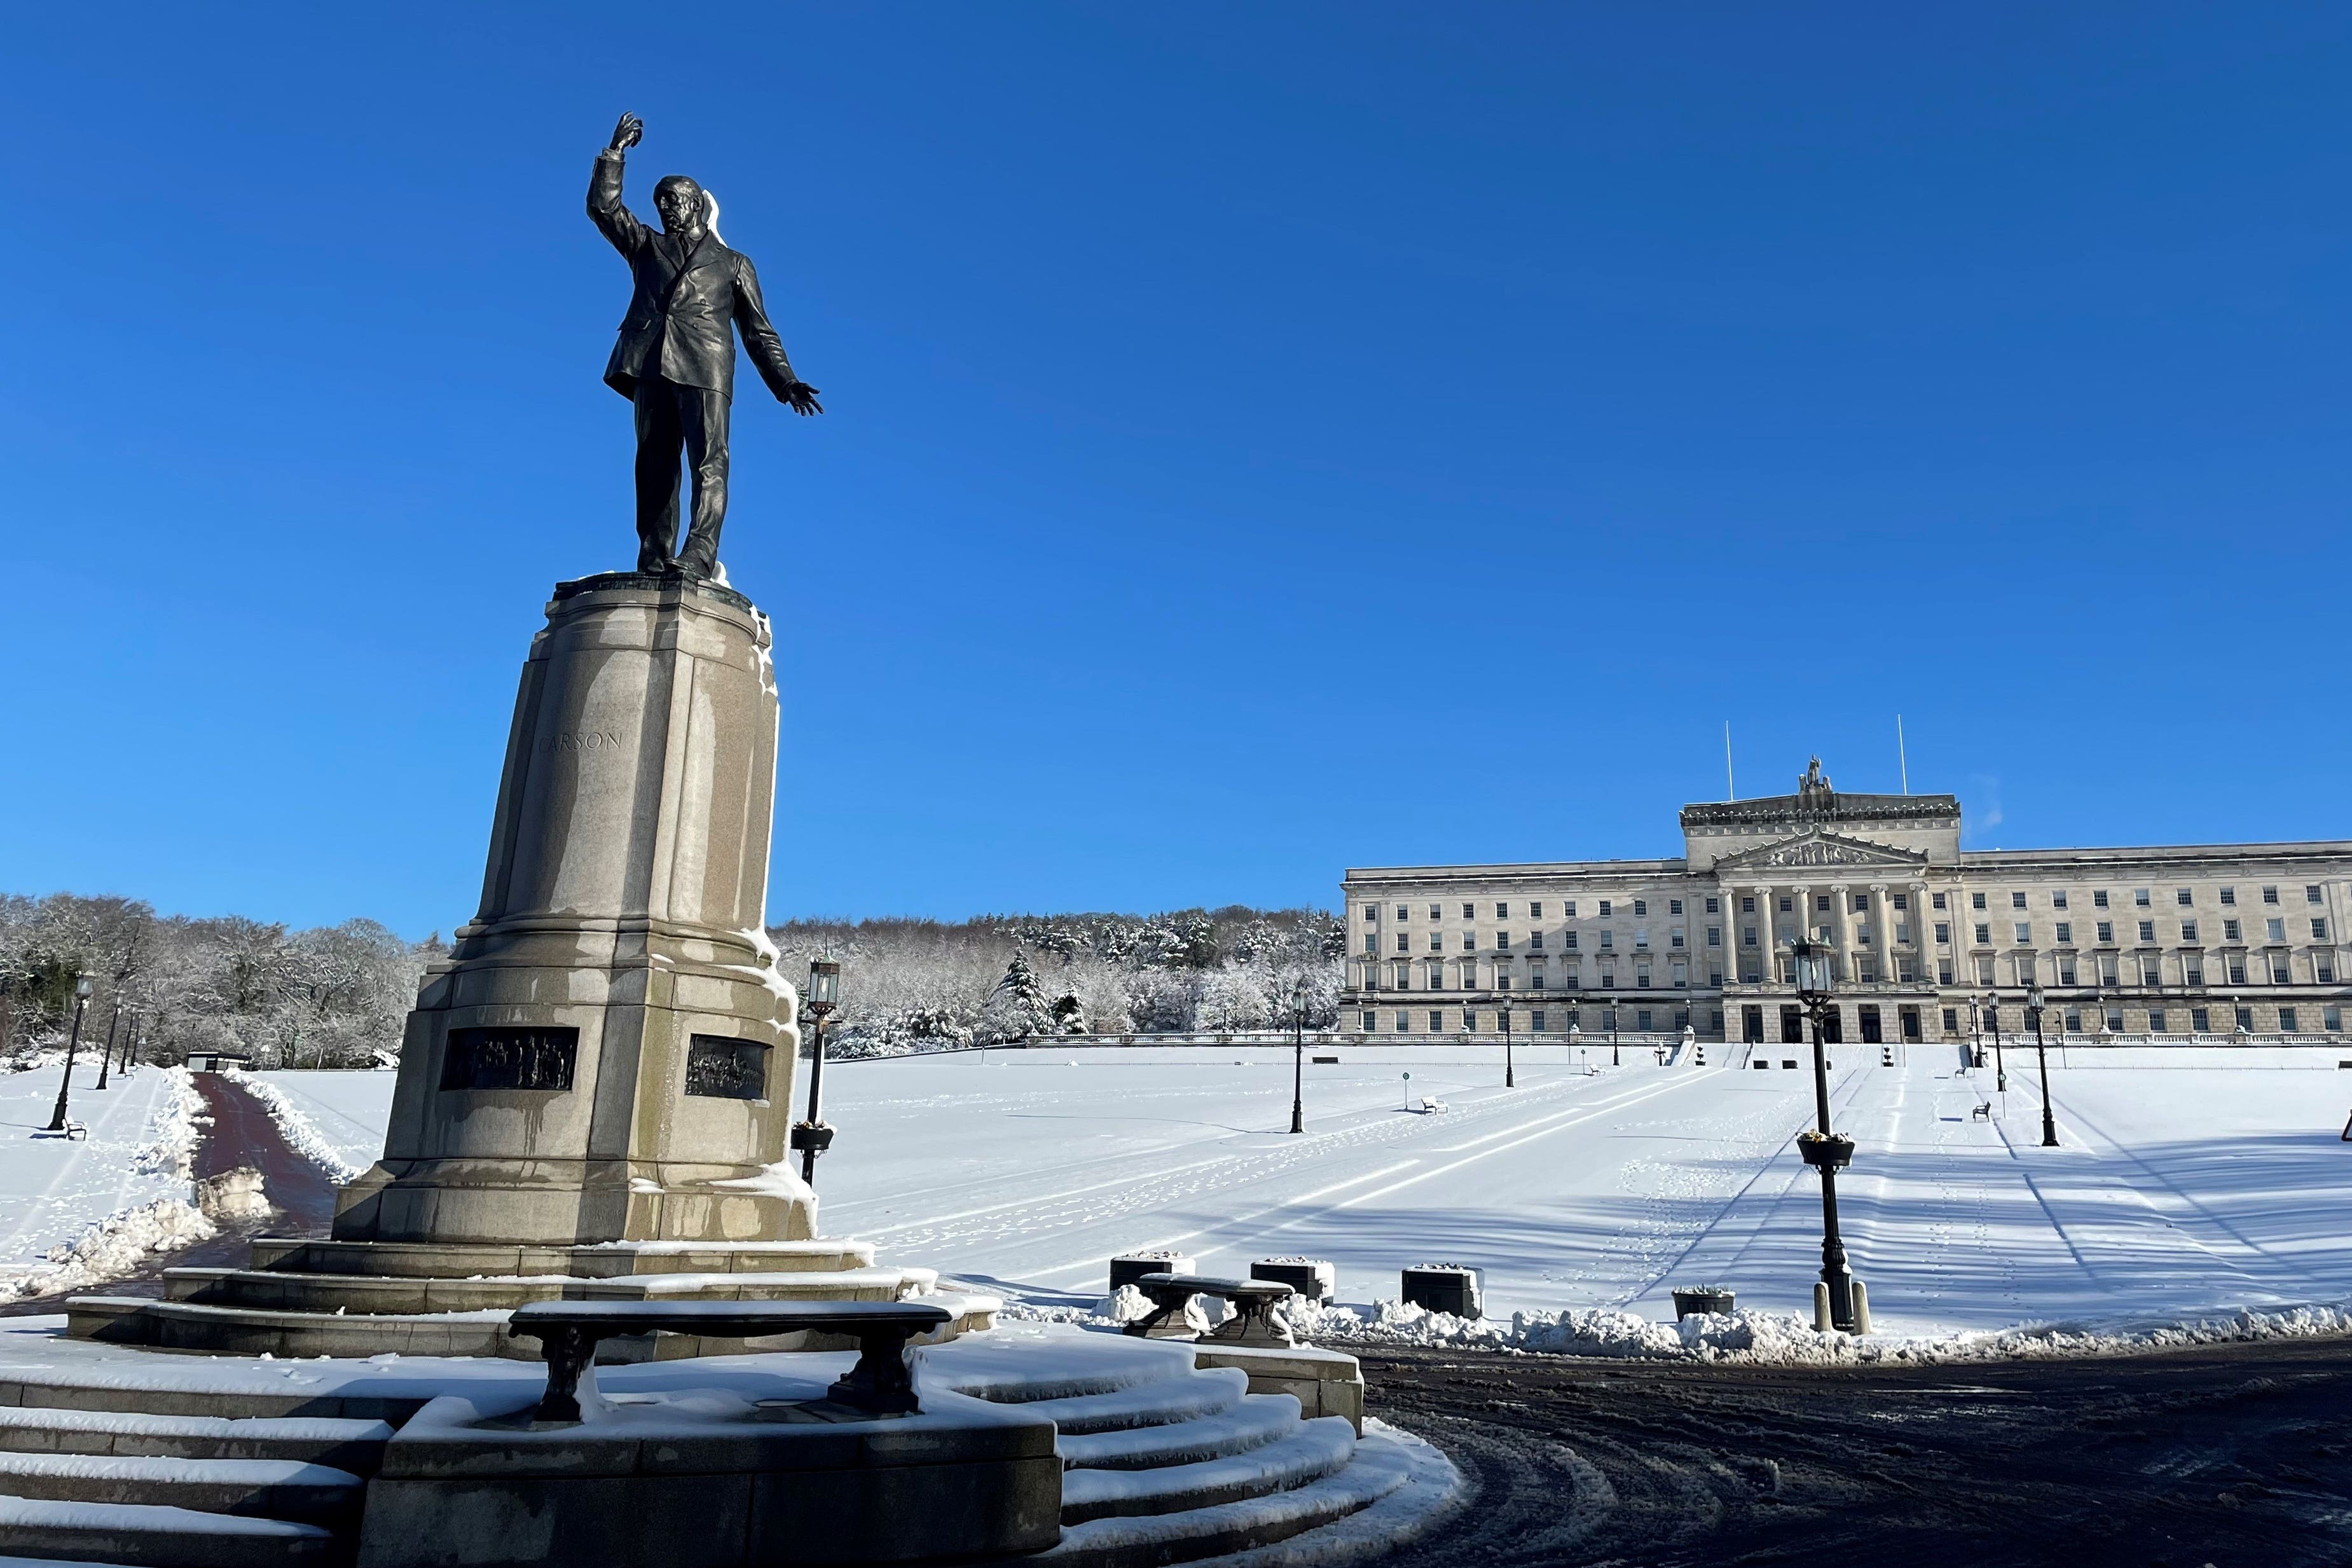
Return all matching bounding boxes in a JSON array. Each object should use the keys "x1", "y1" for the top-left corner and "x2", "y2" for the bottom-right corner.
[
  {"x1": 1670, "y1": 1286, "x2": 1736, "y2": 1319},
  {"x1": 1797, "y1": 1131, "x2": 1855, "y2": 1171}
]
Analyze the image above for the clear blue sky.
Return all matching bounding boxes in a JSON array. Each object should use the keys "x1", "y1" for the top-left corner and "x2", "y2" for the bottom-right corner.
[{"x1": 6, "y1": 4, "x2": 2348, "y2": 938}]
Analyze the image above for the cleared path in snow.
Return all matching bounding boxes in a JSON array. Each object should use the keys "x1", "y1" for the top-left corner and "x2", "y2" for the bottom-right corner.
[{"x1": 0, "y1": 1059, "x2": 187, "y2": 1284}]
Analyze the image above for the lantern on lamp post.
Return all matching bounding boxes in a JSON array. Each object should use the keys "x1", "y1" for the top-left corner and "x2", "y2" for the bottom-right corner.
[{"x1": 792, "y1": 959, "x2": 841, "y2": 1186}]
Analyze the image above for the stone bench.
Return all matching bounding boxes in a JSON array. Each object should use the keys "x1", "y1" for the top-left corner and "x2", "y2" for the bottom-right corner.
[
  {"x1": 506, "y1": 1299, "x2": 951, "y2": 1423},
  {"x1": 1125, "y1": 1273, "x2": 1295, "y2": 1347}
]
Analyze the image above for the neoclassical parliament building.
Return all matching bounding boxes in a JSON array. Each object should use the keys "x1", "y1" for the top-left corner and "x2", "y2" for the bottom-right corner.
[{"x1": 1340, "y1": 761, "x2": 2351, "y2": 1045}]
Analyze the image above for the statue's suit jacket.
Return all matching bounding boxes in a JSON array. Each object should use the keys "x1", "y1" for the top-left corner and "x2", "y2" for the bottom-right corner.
[{"x1": 588, "y1": 150, "x2": 800, "y2": 402}]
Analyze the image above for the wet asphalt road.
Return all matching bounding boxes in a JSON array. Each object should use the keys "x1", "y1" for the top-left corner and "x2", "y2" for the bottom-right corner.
[{"x1": 1364, "y1": 1335, "x2": 2352, "y2": 1568}]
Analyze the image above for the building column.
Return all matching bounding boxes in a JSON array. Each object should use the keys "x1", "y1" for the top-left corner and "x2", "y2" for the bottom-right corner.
[{"x1": 1869, "y1": 881, "x2": 1889, "y2": 984}]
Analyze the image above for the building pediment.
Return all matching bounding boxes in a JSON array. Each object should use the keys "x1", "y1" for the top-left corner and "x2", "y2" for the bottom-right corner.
[{"x1": 1712, "y1": 827, "x2": 1930, "y2": 872}]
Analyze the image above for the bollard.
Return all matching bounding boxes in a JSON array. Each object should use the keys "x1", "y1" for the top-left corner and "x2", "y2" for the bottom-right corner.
[
  {"x1": 1812, "y1": 1281, "x2": 1831, "y2": 1333},
  {"x1": 1852, "y1": 1279, "x2": 1872, "y2": 1336}
]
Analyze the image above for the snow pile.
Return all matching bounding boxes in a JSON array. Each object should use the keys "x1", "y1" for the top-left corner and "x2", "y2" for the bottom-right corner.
[
  {"x1": 228, "y1": 1068, "x2": 364, "y2": 1181},
  {"x1": 141, "y1": 1066, "x2": 206, "y2": 1181},
  {"x1": 1291, "y1": 1296, "x2": 2352, "y2": 1367},
  {"x1": 0, "y1": 1197, "x2": 217, "y2": 1302}
]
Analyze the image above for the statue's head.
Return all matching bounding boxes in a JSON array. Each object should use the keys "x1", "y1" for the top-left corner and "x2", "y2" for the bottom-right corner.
[{"x1": 653, "y1": 175, "x2": 708, "y2": 235}]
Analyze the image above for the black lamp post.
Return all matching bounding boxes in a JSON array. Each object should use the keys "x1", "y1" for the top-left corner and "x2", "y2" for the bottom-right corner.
[
  {"x1": 1983, "y1": 993, "x2": 2007, "y2": 1093},
  {"x1": 2027, "y1": 980, "x2": 2059, "y2": 1148},
  {"x1": 1969, "y1": 996, "x2": 1986, "y2": 1069},
  {"x1": 1500, "y1": 999, "x2": 1515, "y2": 1088},
  {"x1": 47, "y1": 977, "x2": 93, "y2": 1132},
  {"x1": 1787, "y1": 939, "x2": 1856, "y2": 1331},
  {"x1": 1288, "y1": 975, "x2": 1308, "y2": 1134},
  {"x1": 792, "y1": 959, "x2": 841, "y2": 1186},
  {"x1": 93, "y1": 1004, "x2": 121, "y2": 1090}
]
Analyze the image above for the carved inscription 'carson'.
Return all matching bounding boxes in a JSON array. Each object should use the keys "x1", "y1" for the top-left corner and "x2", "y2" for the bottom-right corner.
[{"x1": 546, "y1": 730, "x2": 624, "y2": 754}]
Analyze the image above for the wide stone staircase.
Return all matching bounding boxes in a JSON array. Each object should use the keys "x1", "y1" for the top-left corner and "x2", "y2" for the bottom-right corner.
[
  {"x1": 931, "y1": 1337, "x2": 1459, "y2": 1567},
  {"x1": 67, "y1": 1235, "x2": 989, "y2": 1358},
  {"x1": 0, "y1": 1366, "x2": 414, "y2": 1567}
]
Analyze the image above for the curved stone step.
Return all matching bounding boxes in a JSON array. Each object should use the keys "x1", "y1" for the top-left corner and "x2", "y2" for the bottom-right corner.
[
  {"x1": 0, "y1": 1409, "x2": 391, "y2": 1469},
  {"x1": 0, "y1": 1454, "x2": 360, "y2": 1522},
  {"x1": 244, "y1": 1237, "x2": 877, "y2": 1280},
  {"x1": 924, "y1": 1330, "x2": 1197, "y2": 1405},
  {"x1": 1186, "y1": 1424, "x2": 1467, "y2": 1568},
  {"x1": 69, "y1": 1299, "x2": 513, "y2": 1360},
  {"x1": 1021, "y1": 1367, "x2": 1248, "y2": 1436},
  {"x1": 1061, "y1": 1415, "x2": 1357, "y2": 1524},
  {"x1": 165, "y1": 1266, "x2": 926, "y2": 1316},
  {"x1": 0, "y1": 1496, "x2": 338, "y2": 1568},
  {"x1": 1036, "y1": 1430, "x2": 1416, "y2": 1567},
  {"x1": 1056, "y1": 1394, "x2": 1299, "y2": 1472}
]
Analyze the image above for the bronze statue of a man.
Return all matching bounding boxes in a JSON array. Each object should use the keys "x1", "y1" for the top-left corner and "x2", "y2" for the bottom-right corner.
[{"x1": 589, "y1": 114, "x2": 822, "y2": 578}]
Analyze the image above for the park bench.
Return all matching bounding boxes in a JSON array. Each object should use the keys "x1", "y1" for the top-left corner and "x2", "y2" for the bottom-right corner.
[
  {"x1": 506, "y1": 1299, "x2": 952, "y2": 1423},
  {"x1": 1973, "y1": 1103, "x2": 1993, "y2": 1122},
  {"x1": 1125, "y1": 1272, "x2": 1296, "y2": 1347}
]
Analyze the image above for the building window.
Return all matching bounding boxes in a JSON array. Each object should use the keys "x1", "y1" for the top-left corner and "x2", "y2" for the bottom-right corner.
[
  {"x1": 1361, "y1": 1010, "x2": 1377, "y2": 1030},
  {"x1": 2180, "y1": 920, "x2": 2197, "y2": 942},
  {"x1": 1670, "y1": 899, "x2": 1684, "y2": 915},
  {"x1": 2327, "y1": 1006, "x2": 2343, "y2": 1032},
  {"x1": 1497, "y1": 972, "x2": 1513, "y2": 991},
  {"x1": 1976, "y1": 958, "x2": 1997, "y2": 986},
  {"x1": 2282, "y1": 1007, "x2": 2300, "y2": 1032},
  {"x1": 1671, "y1": 928, "x2": 1686, "y2": 948},
  {"x1": 2100, "y1": 954, "x2": 2121, "y2": 986},
  {"x1": 2177, "y1": 888, "x2": 2194, "y2": 906},
  {"x1": 2267, "y1": 918, "x2": 2287, "y2": 942},
  {"x1": 1565, "y1": 902, "x2": 1577, "y2": 918},
  {"x1": 1817, "y1": 895, "x2": 1832, "y2": 912},
  {"x1": 2134, "y1": 889, "x2": 2151, "y2": 907},
  {"x1": 2107, "y1": 1008, "x2": 2126, "y2": 1032},
  {"x1": 1636, "y1": 1009, "x2": 1654, "y2": 1031},
  {"x1": 1600, "y1": 931, "x2": 1615, "y2": 950},
  {"x1": 1395, "y1": 934, "x2": 1410, "y2": 952},
  {"x1": 2011, "y1": 892, "x2": 2027, "y2": 910},
  {"x1": 1495, "y1": 902, "x2": 1508, "y2": 919},
  {"x1": 1933, "y1": 892, "x2": 1948, "y2": 911},
  {"x1": 2220, "y1": 887, "x2": 2236, "y2": 905},
  {"x1": 1530, "y1": 969, "x2": 1545, "y2": 991},
  {"x1": 1741, "y1": 896, "x2": 1755, "y2": 914},
  {"x1": 1635, "y1": 964, "x2": 1652, "y2": 989},
  {"x1": 2271, "y1": 953, "x2": 2295, "y2": 984},
  {"x1": 1530, "y1": 902, "x2": 1543, "y2": 919},
  {"x1": 2051, "y1": 891, "x2": 2068, "y2": 909},
  {"x1": 2096, "y1": 921, "x2": 2114, "y2": 944},
  {"x1": 1497, "y1": 932, "x2": 1511, "y2": 951},
  {"x1": 1428, "y1": 1010, "x2": 1445, "y2": 1032},
  {"x1": 1895, "y1": 923, "x2": 1910, "y2": 944},
  {"x1": 1565, "y1": 932, "x2": 1579, "y2": 949},
  {"x1": 2150, "y1": 1007, "x2": 2169, "y2": 1032},
  {"x1": 1943, "y1": 1007, "x2": 1958, "y2": 1032},
  {"x1": 1427, "y1": 933, "x2": 1441, "y2": 952},
  {"x1": 1365, "y1": 905, "x2": 1381, "y2": 923},
  {"x1": 2192, "y1": 1007, "x2": 2210, "y2": 1032},
  {"x1": 2236, "y1": 1005, "x2": 2255, "y2": 1031},
  {"x1": 1530, "y1": 932, "x2": 1545, "y2": 950},
  {"x1": 1599, "y1": 900, "x2": 1613, "y2": 918},
  {"x1": 1743, "y1": 927, "x2": 1758, "y2": 947},
  {"x1": 2319, "y1": 957, "x2": 2337, "y2": 984},
  {"x1": 2140, "y1": 955, "x2": 2163, "y2": 986},
  {"x1": 1854, "y1": 893, "x2": 1871, "y2": 912},
  {"x1": 1461, "y1": 903, "x2": 1474, "y2": 918},
  {"x1": 1364, "y1": 935, "x2": 1378, "y2": 954},
  {"x1": 2015, "y1": 922, "x2": 2032, "y2": 944},
  {"x1": 1634, "y1": 900, "x2": 1648, "y2": 916},
  {"x1": 1600, "y1": 967, "x2": 1616, "y2": 989},
  {"x1": 1972, "y1": 892, "x2": 1988, "y2": 911},
  {"x1": 2229, "y1": 958, "x2": 2248, "y2": 985},
  {"x1": 1938, "y1": 960, "x2": 1955, "y2": 985},
  {"x1": 1708, "y1": 926, "x2": 1722, "y2": 947},
  {"x1": 1426, "y1": 963, "x2": 1444, "y2": 989},
  {"x1": 1396, "y1": 1010, "x2": 1412, "y2": 1032},
  {"x1": 2094, "y1": 890, "x2": 2110, "y2": 909},
  {"x1": 1532, "y1": 1010, "x2": 1546, "y2": 1032},
  {"x1": 2313, "y1": 918, "x2": 2330, "y2": 940},
  {"x1": 2264, "y1": 886, "x2": 2280, "y2": 904},
  {"x1": 2055, "y1": 921, "x2": 2072, "y2": 944},
  {"x1": 2058, "y1": 958, "x2": 2078, "y2": 985},
  {"x1": 2061, "y1": 1008, "x2": 2081, "y2": 1031},
  {"x1": 1670, "y1": 961, "x2": 1688, "y2": 989},
  {"x1": 1429, "y1": 904, "x2": 1441, "y2": 919},
  {"x1": 2017, "y1": 953, "x2": 2038, "y2": 986},
  {"x1": 1935, "y1": 921, "x2": 1951, "y2": 944},
  {"x1": 2224, "y1": 918, "x2": 2242, "y2": 941},
  {"x1": 1462, "y1": 933, "x2": 1476, "y2": 952},
  {"x1": 2137, "y1": 920, "x2": 2156, "y2": 942},
  {"x1": 1706, "y1": 897, "x2": 1720, "y2": 914},
  {"x1": 1975, "y1": 923, "x2": 1991, "y2": 944},
  {"x1": 1892, "y1": 893, "x2": 1909, "y2": 911},
  {"x1": 2184, "y1": 954, "x2": 2203, "y2": 985},
  {"x1": 1780, "y1": 897, "x2": 1794, "y2": 912},
  {"x1": 1856, "y1": 955, "x2": 1879, "y2": 983}
]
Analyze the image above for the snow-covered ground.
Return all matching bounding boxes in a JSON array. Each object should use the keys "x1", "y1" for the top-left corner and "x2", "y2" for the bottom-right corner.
[
  {"x1": 0, "y1": 1060, "x2": 208, "y2": 1299},
  {"x1": 249, "y1": 1043, "x2": 2352, "y2": 1340}
]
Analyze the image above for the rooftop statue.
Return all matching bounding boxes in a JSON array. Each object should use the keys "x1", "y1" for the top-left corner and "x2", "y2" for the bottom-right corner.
[{"x1": 589, "y1": 113, "x2": 822, "y2": 578}]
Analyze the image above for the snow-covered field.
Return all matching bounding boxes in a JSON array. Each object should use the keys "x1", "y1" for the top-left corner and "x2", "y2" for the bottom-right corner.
[
  {"x1": 0, "y1": 1060, "x2": 207, "y2": 1298},
  {"x1": 251, "y1": 1043, "x2": 2352, "y2": 1340}
]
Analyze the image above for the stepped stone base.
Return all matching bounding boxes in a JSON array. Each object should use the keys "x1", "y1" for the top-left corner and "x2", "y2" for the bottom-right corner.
[{"x1": 65, "y1": 1234, "x2": 993, "y2": 1361}]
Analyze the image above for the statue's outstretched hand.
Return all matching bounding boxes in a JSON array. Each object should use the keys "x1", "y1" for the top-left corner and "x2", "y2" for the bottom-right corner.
[
  {"x1": 609, "y1": 114, "x2": 643, "y2": 153},
  {"x1": 781, "y1": 382, "x2": 824, "y2": 416}
]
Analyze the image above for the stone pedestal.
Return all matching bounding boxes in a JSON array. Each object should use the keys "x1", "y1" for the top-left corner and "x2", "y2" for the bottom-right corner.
[{"x1": 335, "y1": 571, "x2": 808, "y2": 1247}]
